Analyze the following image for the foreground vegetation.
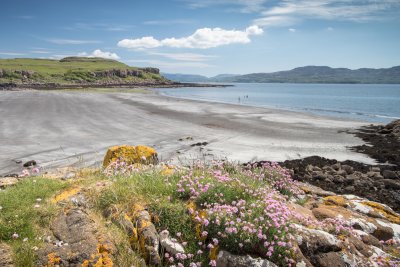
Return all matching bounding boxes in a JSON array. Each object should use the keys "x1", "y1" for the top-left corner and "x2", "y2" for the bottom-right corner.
[{"x1": 1, "y1": 158, "x2": 399, "y2": 266}]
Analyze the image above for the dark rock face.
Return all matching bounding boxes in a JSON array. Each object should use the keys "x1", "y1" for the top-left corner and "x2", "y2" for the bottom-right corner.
[{"x1": 92, "y1": 68, "x2": 159, "y2": 78}]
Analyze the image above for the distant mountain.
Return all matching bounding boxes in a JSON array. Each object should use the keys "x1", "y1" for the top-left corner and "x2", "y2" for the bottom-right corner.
[
  {"x1": 162, "y1": 73, "x2": 237, "y2": 83},
  {"x1": 164, "y1": 66, "x2": 400, "y2": 84},
  {"x1": 218, "y1": 66, "x2": 400, "y2": 84},
  {"x1": 161, "y1": 73, "x2": 209, "y2": 82}
]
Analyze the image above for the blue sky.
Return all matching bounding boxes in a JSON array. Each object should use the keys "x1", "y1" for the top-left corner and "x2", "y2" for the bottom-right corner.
[{"x1": 1, "y1": 0, "x2": 400, "y2": 76}]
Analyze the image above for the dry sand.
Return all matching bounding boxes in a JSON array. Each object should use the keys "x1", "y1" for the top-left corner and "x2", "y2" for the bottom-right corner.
[{"x1": 0, "y1": 89, "x2": 375, "y2": 175}]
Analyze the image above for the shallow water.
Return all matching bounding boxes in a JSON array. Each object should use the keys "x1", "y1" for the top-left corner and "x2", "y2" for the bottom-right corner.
[{"x1": 158, "y1": 83, "x2": 400, "y2": 123}]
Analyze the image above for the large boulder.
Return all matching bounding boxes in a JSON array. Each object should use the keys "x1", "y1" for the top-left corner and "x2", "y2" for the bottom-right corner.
[{"x1": 103, "y1": 145, "x2": 158, "y2": 168}]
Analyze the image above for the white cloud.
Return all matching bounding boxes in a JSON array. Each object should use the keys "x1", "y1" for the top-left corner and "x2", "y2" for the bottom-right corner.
[
  {"x1": 288, "y1": 28, "x2": 296, "y2": 32},
  {"x1": 254, "y1": 16, "x2": 298, "y2": 27},
  {"x1": 143, "y1": 19, "x2": 194, "y2": 25},
  {"x1": 148, "y1": 52, "x2": 216, "y2": 62},
  {"x1": 0, "y1": 52, "x2": 25, "y2": 56},
  {"x1": 47, "y1": 39, "x2": 101, "y2": 45},
  {"x1": 183, "y1": 0, "x2": 268, "y2": 13},
  {"x1": 118, "y1": 36, "x2": 162, "y2": 49},
  {"x1": 118, "y1": 25, "x2": 263, "y2": 50},
  {"x1": 78, "y1": 49, "x2": 120, "y2": 60},
  {"x1": 254, "y1": 0, "x2": 400, "y2": 27},
  {"x1": 126, "y1": 59, "x2": 213, "y2": 69},
  {"x1": 31, "y1": 50, "x2": 51, "y2": 54}
]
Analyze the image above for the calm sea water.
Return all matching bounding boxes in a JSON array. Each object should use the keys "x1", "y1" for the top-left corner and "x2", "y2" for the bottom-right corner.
[{"x1": 158, "y1": 83, "x2": 400, "y2": 123}]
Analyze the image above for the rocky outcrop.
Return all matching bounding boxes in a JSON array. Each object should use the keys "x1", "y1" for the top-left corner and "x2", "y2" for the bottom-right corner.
[
  {"x1": 102, "y1": 145, "x2": 158, "y2": 168},
  {"x1": 351, "y1": 120, "x2": 400, "y2": 166},
  {"x1": 280, "y1": 156, "x2": 400, "y2": 212},
  {"x1": 37, "y1": 187, "x2": 115, "y2": 267}
]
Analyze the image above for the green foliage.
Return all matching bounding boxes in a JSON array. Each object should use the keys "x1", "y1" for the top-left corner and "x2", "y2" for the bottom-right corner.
[{"x1": 0, "y1": 177, "x2": 67, "y2": 241}]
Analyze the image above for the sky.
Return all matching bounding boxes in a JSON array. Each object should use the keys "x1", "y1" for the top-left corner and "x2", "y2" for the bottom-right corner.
[{"x1": 1, "y1": 0, "x2": 400, "y2": 76}]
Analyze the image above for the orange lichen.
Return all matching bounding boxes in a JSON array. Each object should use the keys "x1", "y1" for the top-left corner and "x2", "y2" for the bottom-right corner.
[
  {"x1": 46, "y1": 252, "x2": 61, "y2": 267},
  {"x1": 362, "y1": 201, "x2": 400, "y2": 224},
  {"x1": 51, "y1": 186, "x2": 80, "y2": 204},
  {"x1": 81, "y1": 244, "x2": 113, "y2": 267},
  {"x1": 323, "y1": 196, "x2": 348, "y2": 207},
  {"x1": 103, "y1": 145, "x2": 158, "y2": 168}
]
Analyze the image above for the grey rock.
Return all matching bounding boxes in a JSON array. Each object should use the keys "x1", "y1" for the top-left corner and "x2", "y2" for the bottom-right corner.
[
  {"x1": 382, "y1": 170, "x2": 398, "y2": 179},
  {"x1": 382, "y1": 179, "x2": 400, "y2": 190},
  {"x1": 37, "y1": 208, "x2": 114, "y2": 266},
  {"x1": 62, "y1": 172, "x2": 76, "y2": 180},
  {"x1": 341, "y1": 165, "x2": 354, "y2": 175},
  {"x1": 159, "y1": 230, "x2": 185, "y2": 255},
  {"x1": 217, "y1": 250, "x2": 277, "y2": 267},
  {"x1": 331, "y1": 163, "x2": 341, "y2": 171}
]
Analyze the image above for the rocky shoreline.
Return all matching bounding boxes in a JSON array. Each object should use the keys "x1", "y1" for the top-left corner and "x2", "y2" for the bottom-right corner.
[
  {"x1": 0, "y1": 81, "x2": 232, "y2": 91},
  {"x1": 279, "y1": 120, "x2": 400, "y2": 213}
]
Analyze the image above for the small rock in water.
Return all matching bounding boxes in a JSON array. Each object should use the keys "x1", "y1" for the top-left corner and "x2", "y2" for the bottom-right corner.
[{"x1": 23, "y1": 160, "x2": 37, "y2": 167}]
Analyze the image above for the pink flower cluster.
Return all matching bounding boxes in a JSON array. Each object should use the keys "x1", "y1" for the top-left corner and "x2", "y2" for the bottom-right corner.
[{"x1": 176, "y1": 161, "x2": 299, "y2": 266}]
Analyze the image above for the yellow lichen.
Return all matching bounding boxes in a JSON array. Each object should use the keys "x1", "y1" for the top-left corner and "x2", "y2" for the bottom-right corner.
[
  {"x1": 129, "y1": 227, "x2": 138, "y2": 246},
  {"x1": 209, "y1": 245, "x2": 219, "y2": 261},
  {"x1": 46, "y1": 252, "x2": 61, "y2": 267},
  {"x1": 160, "y1": 165, "x2": 175, "y2": 176},
  {"x1": 323, "y1": 196, "x2": 348, "y2": 207},
  {"x1": 362, "y1": 201, "x2": 400, "y2": 224},
  {"x1": 103, "y1": 145, "x2": 158, "y2": 168},
  {"x1": 51, "y1": 187, "x2": 80, "y2": 204}
]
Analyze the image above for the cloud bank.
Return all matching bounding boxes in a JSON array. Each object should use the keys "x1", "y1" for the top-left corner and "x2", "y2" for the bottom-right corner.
[
  {"x1": 118, "y1": 25, "x2": 263, "y2": 50},
  {"x1": 78, "y1": 49, "x2": 120, "y2": 60}
]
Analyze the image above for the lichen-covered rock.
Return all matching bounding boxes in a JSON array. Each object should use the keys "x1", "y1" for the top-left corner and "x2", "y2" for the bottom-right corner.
[
  {"x1": 38, "y1": 208, "x2": 114, "y2": 266},
  {"x1": 216, "y1": 250, "x2": 278, "y2": 267},
  {"x1": 103, "y1": 145, "x2": 158, "y2": 168},
  {"x1": 130, "y1": 204, "x2": 161, "y2": 266}
]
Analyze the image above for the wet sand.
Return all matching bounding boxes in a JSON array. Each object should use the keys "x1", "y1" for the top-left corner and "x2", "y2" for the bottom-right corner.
[{"x1": 0, "y1": 89, "x2": 374, "y2": 175}]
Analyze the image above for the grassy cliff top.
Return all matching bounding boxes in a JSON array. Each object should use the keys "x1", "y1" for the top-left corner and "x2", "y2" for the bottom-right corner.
[
  {"x1": 0, "y1": 57, "x2": 168, "y2": 87},
  {"x1": 0, "y1": 57, "x2": 135, "y2": 74}
]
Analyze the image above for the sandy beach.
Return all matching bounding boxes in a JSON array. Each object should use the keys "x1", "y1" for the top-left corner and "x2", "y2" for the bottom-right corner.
[{"x1": 0, "y1": 89, "x2": 375, "y2": 175}]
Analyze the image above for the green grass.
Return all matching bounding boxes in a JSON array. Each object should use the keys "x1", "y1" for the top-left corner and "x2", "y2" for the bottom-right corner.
[
  {"x1": 0, "y1": 57, "x2": 168, "y2": 85},
  {"x1": 0, "y1": 177, "x2": 68, "y2": 266}
]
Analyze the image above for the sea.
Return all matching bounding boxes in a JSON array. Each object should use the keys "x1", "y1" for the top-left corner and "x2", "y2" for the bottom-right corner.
[{"x1": 158, "y1": 83, "x2": 400, "y2": 123}]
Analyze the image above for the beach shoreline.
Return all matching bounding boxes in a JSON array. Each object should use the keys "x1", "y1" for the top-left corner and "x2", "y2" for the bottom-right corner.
[{"x1": 0, "y1": 89, "x2": 375, "y2": 176}]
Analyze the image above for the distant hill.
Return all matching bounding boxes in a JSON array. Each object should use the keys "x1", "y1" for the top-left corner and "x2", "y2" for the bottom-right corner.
[
  {"x1": 162, "y1": 73, "x2": 238, "y2": 83},
  {"x1": 161, "y1": 73, "x2": 209, "y2": 82},
  {"x1": 219, "y1": 66, "x2": 400, "y2": 84},
  {"x1": 164, "y1": 66, "x2": 400, "y2": 84},
  {"x1": 0, "y1": 57, "x2": 171, "y2": 89}
]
